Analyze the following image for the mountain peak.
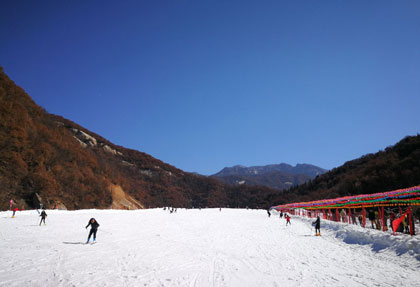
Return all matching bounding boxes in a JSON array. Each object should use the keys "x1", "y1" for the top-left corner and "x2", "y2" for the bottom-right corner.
[
  {"x1": 213, "y1": 163, "x2": 327, "y2": 178},
  {"x1": 211, "y1": 163, "x2": 327, "y2": 190}
]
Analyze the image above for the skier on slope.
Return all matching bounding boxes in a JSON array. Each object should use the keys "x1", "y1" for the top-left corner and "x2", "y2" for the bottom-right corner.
[
  {"x1": 39, "y1": 209, "x2": 47, "y2": 225},
  {"x1": 285, "y1": 214, "x2": 291, "y2": 225},
  {"x1": 86, "y1": 218, "x2": 100, "y2": 243},
  {"x1": 267, "y1": 208, "x2": 271, "y2": 217},
  {"x1": 313, "y1": 216, "x2": 321, "y2": 236},
  {"x1": 12, "y1": 207, "x2": 18, "y2": 218}
]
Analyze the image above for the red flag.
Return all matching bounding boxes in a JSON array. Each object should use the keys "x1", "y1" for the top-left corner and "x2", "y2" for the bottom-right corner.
[{"x1": 392, "y1": 210, "x2": 408, "y2": 235}]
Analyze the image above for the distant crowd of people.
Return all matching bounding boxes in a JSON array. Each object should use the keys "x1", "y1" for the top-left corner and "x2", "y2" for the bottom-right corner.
[
  {"x1": 315, "y1": 207, "x2": 417, "y2": 235},
  {"x1": 268, "y1": 205, "x2": 419, "y2": 237},
  {"x1": 163, "y1": 207, "x2": 178, "y2": 213}
]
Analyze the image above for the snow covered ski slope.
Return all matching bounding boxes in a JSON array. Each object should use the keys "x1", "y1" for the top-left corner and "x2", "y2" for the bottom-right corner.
[{"x1": 0, "y1": 208, "x2": 419, "y2": 287}]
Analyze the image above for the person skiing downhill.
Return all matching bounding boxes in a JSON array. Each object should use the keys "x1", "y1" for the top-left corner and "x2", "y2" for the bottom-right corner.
[
  {"x1": 86, "y1": 218, "x2": 100, "y2": 243},
  {"x1": 313, "y1": 216, "x2": 321, "y2": 236},
  {"x1": 267, "y1": 209, "x2": 271, "y2": 217},
  {"x1": 39, "y1": 209, "x2": 47, "y2": 225}
]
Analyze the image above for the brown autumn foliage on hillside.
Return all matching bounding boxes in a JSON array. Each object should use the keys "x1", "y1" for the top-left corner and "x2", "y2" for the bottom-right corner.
[
  {"x1": 0, "y1": 67, "x2": 281, "y2": 210},
  {"x1": 0, "y1": 68, "x2": 110, "y2": 209}
]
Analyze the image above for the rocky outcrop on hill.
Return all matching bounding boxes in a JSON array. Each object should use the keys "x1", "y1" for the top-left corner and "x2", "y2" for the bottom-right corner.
[{"x1": 110, "y1": 184, "x2": 144, "y2": 210}]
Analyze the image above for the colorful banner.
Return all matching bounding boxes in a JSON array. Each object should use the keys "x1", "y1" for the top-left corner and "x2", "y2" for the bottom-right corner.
[
  {"x1": 392, "y1": 210, "x2": 409, "y2": 235},
  {"x1": 271, "y1": 185, "x2": 420, "y2": 211}
]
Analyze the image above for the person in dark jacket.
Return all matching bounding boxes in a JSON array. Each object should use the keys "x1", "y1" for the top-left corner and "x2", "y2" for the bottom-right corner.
[
  {"x1": 86, "y1": 218, "x2": 100, "y2": 243},
  {"x1": 313, "y1": 216, "x2": 321, "y2": 236},
  {"x1": 267, "y1": 209, "x2": 271, "y2": 217},
  {"x1": 39, "y1": 209, "x2": 47, "y2": 225}
]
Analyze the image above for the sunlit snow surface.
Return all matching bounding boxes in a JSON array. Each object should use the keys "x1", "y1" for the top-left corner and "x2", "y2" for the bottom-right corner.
[{"x1": 1, "y1": 208, "x2": 419, "y2": 287}]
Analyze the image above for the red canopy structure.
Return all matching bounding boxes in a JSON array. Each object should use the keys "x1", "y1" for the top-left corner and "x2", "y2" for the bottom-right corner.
[
  {"x1": 271, "y1": 185, "x2": 419, "y2": 236},
  {"x1": 271, "y1": 185, "x2": 420, "y2": 211}
]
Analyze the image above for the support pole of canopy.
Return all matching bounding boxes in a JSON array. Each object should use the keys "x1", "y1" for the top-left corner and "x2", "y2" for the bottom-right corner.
[
  {"x1": 381, "y1": 206, "x2": 386, "y2": 232},
  {"x1": 362, "y1": 207, "x2": 366, "y2": 228},
  {"x1": 408, "y1": 206, "x2": 413, "y2": 236},
  {"x1": 348, "y1": 208, "x2": 352, "y2": 224}
]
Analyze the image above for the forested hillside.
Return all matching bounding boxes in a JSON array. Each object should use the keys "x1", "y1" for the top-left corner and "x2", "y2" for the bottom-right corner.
[{"x1": 276, "y1": 135, "x2": 420, "y2": 205}]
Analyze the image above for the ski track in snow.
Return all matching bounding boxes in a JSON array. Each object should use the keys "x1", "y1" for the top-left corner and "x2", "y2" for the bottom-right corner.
[{"x1": 0, "y1": 209, "x2": 419, "y2": 287}]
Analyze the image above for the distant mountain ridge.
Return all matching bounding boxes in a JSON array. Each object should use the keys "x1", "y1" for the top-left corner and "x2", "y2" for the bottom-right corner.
[
  {"x1": 214, "y1": 163, "x2": 327, "y2": 177},
  {"x1": 212, "y1": 163, "x2": 327, "y2": 190}
]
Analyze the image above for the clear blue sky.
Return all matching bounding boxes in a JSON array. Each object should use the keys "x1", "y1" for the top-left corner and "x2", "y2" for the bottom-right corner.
[{"x1": 1, "y1": 0, "x2": 419, "y2": 175}]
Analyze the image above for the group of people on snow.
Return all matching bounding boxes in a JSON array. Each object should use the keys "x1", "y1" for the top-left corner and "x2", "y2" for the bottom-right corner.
[
  {"x1": 10, "y1": 202, "x2": 417, "y2": 245},
  {"x1": 336, "y1": 207, "x2": 416, "y2": 235},
  {"x1": 274, "y1": 209, "x2": 320, "y2": 234},
  {"x1": 269, "y1": 209, "x2": 292, "y2": 226},
  {"x1": 163, "y1": 207, "x2": 177, "y2": 213},
  {"x1": 9, "y1": 199, "x2": 101, "y2": 243},
  {"x1": 298, "y1": 207, "x2": 418, "y2": 236}
]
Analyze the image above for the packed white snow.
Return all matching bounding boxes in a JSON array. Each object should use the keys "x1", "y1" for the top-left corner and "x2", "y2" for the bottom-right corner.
[{"x1": 0, "y1": 208, "x2": 419, "y2": 287}]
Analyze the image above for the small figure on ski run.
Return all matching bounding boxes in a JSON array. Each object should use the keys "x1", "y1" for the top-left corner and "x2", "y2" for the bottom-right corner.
[
  {"x1": 39, "y1": 209, "x2": 47, "y2": 225},
  {"x1": 285, "y1": 214, "x2": 291, "y2": 225},
  {"x1": 280, "y1": 212, "x2": 283, "y2": 218},
  {"x1": 12, "y1": 207, "x2": 18, "y2": 218},
  {"x1": 86, "y1": 218, "x2": 100, "y2": 243},
  {"x1": 313, "y1": 216, "x2": 321, "y2": 236},
  {"x1": 340, "y1": 209, "x2": 347, "y2": 223},
  {"x1": 267, "y1": 209, "x2": 271, "y2": 217}
]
